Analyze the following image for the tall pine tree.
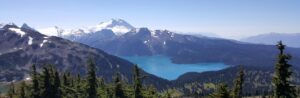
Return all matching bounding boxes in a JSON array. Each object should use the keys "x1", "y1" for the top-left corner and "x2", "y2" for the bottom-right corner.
[
  {"x1": 86, "y1": 58, "x2": 97, "y2": 98},
  {"x1": 41, "y1": 67, "x2": 52, "y2": 98},
  {"x1": 54, "y1": 71, "x2": 62, "y2": 98},
  {"x1": 232, "y1": 66, "x2": 244, "y2": 98},
  {"x1": 7, "y1": 82, "x2": 15, "y2": 98},
  {"x1": 114, "y1": 72, "x2": 126, "y2": 98},
  {"x1": 133, "y1": 65, "x2": 143, "y2": 98},
  {"x1": 31, "y1": 64, "x2": 40, "y2": 98},
  {"x1": 272, "y1": 41, "x2": 296, "y2": 98},
  {"x1": 75, "y1": 74, "x2": 84, "y2": 98},
  {"x1": 62, "y1": 73, "x2": 69, "y2": 87},
  {"x1": 19, "y1": 81, "x2": 26, "y2": 98}
]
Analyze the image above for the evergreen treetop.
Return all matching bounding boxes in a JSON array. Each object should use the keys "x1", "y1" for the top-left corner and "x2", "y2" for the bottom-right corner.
[{"x1": 272, "y1": 41, "x2": 296, "y2": 98}]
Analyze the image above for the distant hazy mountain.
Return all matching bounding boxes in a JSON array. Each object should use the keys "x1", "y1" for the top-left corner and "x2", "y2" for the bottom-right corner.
[
  {"x1": 0, "y1": 23, "x2": 169, "y2": 87},
  {"x1": 241, "y1": 32, "x2": 300, "y2": 48},
  {"x1": 178, "y1": 32, "x2": 220, "y2": 38}
]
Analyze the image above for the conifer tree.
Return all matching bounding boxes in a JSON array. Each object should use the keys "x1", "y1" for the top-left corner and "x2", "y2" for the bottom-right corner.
[
  {"x1": 41, "y1": 67, "x2": 52, "y2": 98},
  {"x1": 54, "y1": 71, "x2": 62, "y2": 98},
  {"x1": 232, "y1": 66, "x2": 244, "y2": 98},
  {"x1": 86, "y1": 58, "x2": 97, "y2": 98},
  {"x1": 75, "y1": 73, "x2": 86, "y2": 98},
  {"x1": 272, "y1": 41, "x2": 296, "y2": 98},
  {"x1": 96, "y1": 78, "x2": 106, "y2": 98},
  {"x1": 210, "y1": 83, "x2": 230, "y2": 98},
  {"x1": 67, "y1": 72, "x2": 74, "y2": 87},
  {"x1": 7, "y1": 82, "x2": 15, "y2": 98},
  {"x1": 31, "y1": 64, "x2": 40, "y2": 98},
  {"x1": 61, "y1": 73, "x2": 70, "y2": 97},
  {"x1": 19, "y1": 81, "x2": 26, "y2": 98},
  {"x1": 48, "y1": 65, "x2": 55, "y2": 81},
  {"x1": 133, "y1": 65, "x2": 143, "y2": 98},
  {"x1": 114, "y1": 72, "x2": 126, "y2": 98},
  {"x1": 98, "y1": 77, "x2": 105, "y2": 90},
  {"x1": 62, "y1": 73, "x2": 69, "y2": 86}
]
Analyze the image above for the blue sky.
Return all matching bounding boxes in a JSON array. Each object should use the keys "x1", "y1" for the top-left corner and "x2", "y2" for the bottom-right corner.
[{"x1": 1, "y1": 0, "x2": 300, "y2": 39}]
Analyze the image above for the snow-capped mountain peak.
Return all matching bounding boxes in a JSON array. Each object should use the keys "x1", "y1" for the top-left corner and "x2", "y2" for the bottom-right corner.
[
  {"x1": 38, "y1": 19, "x2": 135, "y2": 37},
  {"x1": 1, "y1": 23, "x2": 27, "y2": 37},
  {"x1": 90, "y1": 19, "x2": 135, "y2": 35},
  {"x1": 96, "y1": 19, "x2": 134, "y2": 29}
]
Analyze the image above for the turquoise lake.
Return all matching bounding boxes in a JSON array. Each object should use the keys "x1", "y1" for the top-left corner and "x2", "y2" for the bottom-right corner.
[{"x1": 121, "y1": 55, "x2": 228, "y2": 80}]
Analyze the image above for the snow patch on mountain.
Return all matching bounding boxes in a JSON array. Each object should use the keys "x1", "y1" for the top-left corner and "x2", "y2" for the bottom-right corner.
[
  {"x1": 150, "y1": 30, "x2": 158, "y2": 37},
  {"x1": 40, "y1": 40, "x2": 48, "y2": 47},
  {"x1": 144, "y1": 40, "x2": 150, "y2": 44},
  {"x1": 171, "y1": 32, "x2": 175, "y2": 37},
  {"x1": 28, "y1": 36, "x2": 33, "y2": 45},
  {"x1": 9, "y1": 28, "x2": 26, "y2": 37},
  {"x1": 111, "y1": 26, "x2": 132, "y2": 35}
]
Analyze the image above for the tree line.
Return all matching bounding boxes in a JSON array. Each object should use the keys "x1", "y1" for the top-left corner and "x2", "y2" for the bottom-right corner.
[{"x1": 5, "y1": 58, "x2": 162, "y2": 98}]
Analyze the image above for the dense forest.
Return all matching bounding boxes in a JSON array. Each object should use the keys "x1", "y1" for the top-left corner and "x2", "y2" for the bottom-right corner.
[{"x1": 1, "y1": 42, "x2": 300, "y2": 98}]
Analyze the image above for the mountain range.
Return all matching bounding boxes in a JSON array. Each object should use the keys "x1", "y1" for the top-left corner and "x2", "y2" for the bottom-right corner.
[
  {"x1": 241, "y1": 32, "x2": 300, "y2": 48},
  {"x1": 38, "y1": 19, "x2": 300, "y2": 67},
  {"x1": 0, "y1": 23, "x2": 169, "y2": 88}
]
